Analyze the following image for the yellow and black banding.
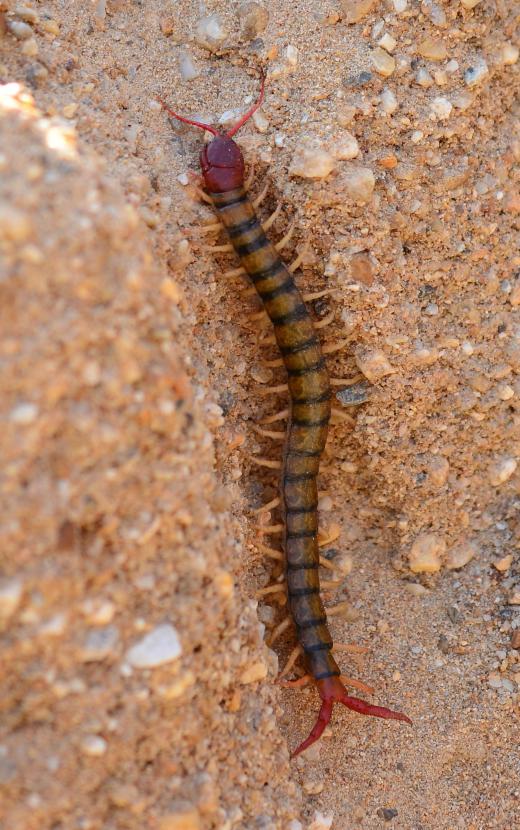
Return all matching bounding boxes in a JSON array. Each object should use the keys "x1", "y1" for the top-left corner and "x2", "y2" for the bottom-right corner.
[{"x1": 212, "y1": 185, "x2": 342, "y2": 682}]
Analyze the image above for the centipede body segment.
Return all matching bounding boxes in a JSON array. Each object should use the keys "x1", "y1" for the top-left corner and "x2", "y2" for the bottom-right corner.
[{"x1": 159, "y1": 70, "x2": 411, "y2": 757}]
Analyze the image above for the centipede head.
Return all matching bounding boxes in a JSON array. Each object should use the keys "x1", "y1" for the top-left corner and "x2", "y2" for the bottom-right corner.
[{"x1": 157, "y1": 70, "x2": 265, "y2": 193}]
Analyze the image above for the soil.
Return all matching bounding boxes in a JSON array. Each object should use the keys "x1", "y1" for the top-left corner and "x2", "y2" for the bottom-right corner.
[{"x1": 0, "y1": 1, "x2": 519, "y2": 829}]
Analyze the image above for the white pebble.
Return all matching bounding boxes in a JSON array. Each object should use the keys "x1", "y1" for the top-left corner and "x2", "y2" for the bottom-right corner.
[
  {"x1": 80, "y1": 735, "x2": 107, "y2": 757},
  {"x1": 195, "y1": 14, "x2": 227, "y2": 51},
  {"x1": 430, "y1": 96, "x2": 452, "y2": 119},
  {"x1": 82, "y1": 626, "x2": 119, "y2": 661},
  {"x1": 0, "y1": 578, "x2": 23, "y2": 620},
  {"x1": 330, "y1": 131, "x2": 359, "y2": 160},
  {"x1": 416, "y1": 68, "x2": 434, "y2": 88},
  {"x1": 10, "y1": 402, "x2": 38, "y2": 424},
  {"x1": 179, "y1": 50, "x2": 200, "y2": 82},
  {"x1": 252, "y1": 109, "x2": 269, "y2": 133},
  {"x1": 6, "y1": 19, "x2": 33, "y2": 39},
  {"x1": 392, "y1": 0, "x2": 407, "y2": 12},
  {"x1": 371, "y1": 47, "x2": 396, "y2": 77},
  {"x1": 285, "y1": 45, "x2": 299, "y2": 67},
  {"x1": 488, "y1": 458, "x2": 517, "y2": 487},
  {"x1": 237, "y1": 1, "x2": 269, "y2": 39},
  {"x1": 464, "y1": 59, "x2": 489, "y2": 87},
  {"x1": 355, "y1": 348, "x2": 394, "y2": 381},
  {"x1": 308, "y1": 812, "x2": 334, "y2": 830},
  {"x1": 501, "y1": 43, "x2": 519, "y2": 66},
  {"x1": 446, "y1": 59, "x2": 459, "y2": 73},
  {"x1": 461, "y1": 341, "x2": 474, "y2": 355},
  {"x1": 378, "y1": 33, "x2": 397, "y2": 53},
  {"x1": 338, "y1": 166, "x2": 375, "y2": 202},
  {"x1": 411, "y1": 130, "x2": 424, "y2": 143},
  {"x1": 408, "y1": 533, "x2": 446, "y2": 573},
  {"x1": 177, "y1": 173, "x2": 189, "y2": 185},
  {"x1": 380, "y1": 87, "x2": 398, "y2": 115},
  {"x1": 125, "y1": 623, "x2": 182, "y2": 668},
  {"x1": 289, "y1": 139, "x2": 335, "y2": 179}
]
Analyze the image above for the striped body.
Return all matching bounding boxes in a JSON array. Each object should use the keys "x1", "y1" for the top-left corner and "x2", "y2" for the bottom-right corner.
[{"x1": 212, "y1": 186, "x2": 341, "y2": 683}]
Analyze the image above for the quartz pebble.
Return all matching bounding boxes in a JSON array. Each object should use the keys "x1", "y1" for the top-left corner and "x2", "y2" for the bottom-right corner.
[
  {"x1": 330, "y1": 131, "x2": 359, "y2": 160},
  {"x1": 378, "y1": 33, "x2": 397, "y2": 53},
  {"x1": 237, "y1": 1, "x2": 268, "y2": 39},
  {"x1": 240, "y1": 660, "x2": 268, "y2": 684},
  {"x1": 195, "y1": 14, "x2": 227, "y2": 51},
  {"x1": 408, "y1": 533, "x2": 446, "y2": 573},
  {"x1": 493, "y1": 554, "x2": 513, "y2": 573},
  {"x1": 289, "y1": 140, "x2": 335, "y2": 179},
  {"x1": 10, "y1": 402, "x2": 38, "y2": 424},
  {"x1": 341, "y1": 0, "x2": 377, "y2": 24},
  {"x1": 501, "y1": 43, "x2": 519, "y2": 65},
  {"x1": 308, "y1": 812, "x2": 334, "y2": 830},
  {"x1": 380, "y1": 88, "x2": 398, "y2": 115},
  {"x1": 464, "y1": 59, "x2": 489, "y2": 87},
  {"x1": 355, "y1": 348, "x2": 394, "y2": 382},
  {"x1": 80, "y1": 735, "x2": 107, "y2": 757},
  {"x1": 6, "y1": 18, "x2": 33, "y2": 39},
  {"x1": 81, "y1": 625, "x2": 119, "y2": 661},
  {"x1": 430, "y1": 96, "x2": 452, "y2": 119},
  {"x1": 371, "y1": 47, "x2": 396, "y2": 77},
  {"x1": 417, "y1": 37, "x2": 447, "y2": 61},
  {"x1": 179, "y1": 51, "x2": 200, "y2": 82},
  {"x1": 126, "y1": 623, "x2": 182, "y2": 668},
  {"x1": 338, "y1": 165, "x2": 375, "y2": 202},
  {"x1": 488, "y1": 457, "x2": 517, "y2": 486}
]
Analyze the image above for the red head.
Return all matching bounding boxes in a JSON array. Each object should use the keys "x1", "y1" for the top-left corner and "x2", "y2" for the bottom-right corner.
[{"x1": 158, "y1": 71, "x2": 265, "y2": 194}]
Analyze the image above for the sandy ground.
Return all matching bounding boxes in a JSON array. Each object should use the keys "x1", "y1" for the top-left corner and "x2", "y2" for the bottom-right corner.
[{"x1": 0, "y1": 1, "x2": 519, "y2": 828}]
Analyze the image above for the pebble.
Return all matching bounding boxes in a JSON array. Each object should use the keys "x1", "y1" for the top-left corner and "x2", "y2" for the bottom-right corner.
[
  {"x1": 6, "y1": 18, "x2": 33, "y2": 39},
  {"x1": 380, "y1": 88, "x2": 398, "y2": 115},
  {"x1": 350, "y1": 251, "x2": 374, "y2": 284},
  {"x1": 0, "y1": 204, "x2": 32, "y2": 242},
  {"x1": 421, "y1": 0, "x2": 446, "y2": 27},
  {"x1": 289, "y1": 140, "x2": 335, "y2": 179},
  {"x1": 377, "y1": 808, "x2": 398, "y2": 822},
  {"x1": 330, "y1": 131, "x2": 359, "y2": 160},
  {"x1": 339, "y1": 165, "x2": 375, "y2": 202},
  {"x1": 238, "y1": 2, "x2": 268, "y2": 39},
  {"x1": 252, "y1": 108, "x2": 269, "y2": 133},
  {"x1": 336, "y1": 382, "x2": 371, "y2": 406},
  {"x1": 308, "y1": 812, "x2": 334, "y2": 830},
  {"x1": 460, "y1": 0, "x2": 481, "y2": 8},
  {"x1": 179, "y1": 51, "x2": 200, "y2": 82},
  {"x1": 511, "y1": 631, "x2": 520, "y2": 650},
  {"x1": 341, "y1": 0, "x2": 377, "y2": 24},
  {"x1": 378, "y1": 34, "x2": 397, "y2": 53},
  {"x1": 493, "y1": 554, "x2": 513, "y2": 573},
  {"x1": 501, "y1": 43, "x2": 519, "y2": 66},
  {"x1": 510, "y1": 589, "x2": 520, "y2": 605},
  {"x1": 371, "y1": 48, "x2": 396, "y2": 78},
  {"x1": 355, "y1": 348, "x2": 394, "y2": 382},
  {"x1": 80, "y1": 735, "x2": 107, "y2": 757},
  {"x1": 0, "y1": 578, "x2": 23, "y2": 620},
  {"x1": 417, "y1": 38, "x2": 447, "y2": 61},
  {"x1": 240, "y1": 660, "x2": 268, "y2": 684},
  {"x1": 392, "y1": 0, "x2": 407, "y2": 11},
  {"x1": 195, "y1": 14, "x2": 227, "y2": 52},
  {"x1": 408, "y1": 533, "x2": 446, "y2": 573},
  {"x1": 81, "y1": 625, "x2": 119, "y2": 661},
  {"x1": 416, "y1": 68, "x2": 434, "y2": 88},
  {"x1": 488, "y1": 457, "x2": 517, "y2": 486},
  {"x1": 405, "y1": 582, "x2": 429, "y2": 597},
  {"x1": 464, "y1": 59, "x2": 489, "y2": 87},
  {"x1": 125, "y1": 623, "x2": 182, "y2": 668},
  {"x1": 446, "y1": 541, "x2": 476, "y2": 570},
  {"x1": 9, "y1": 402, "x2": 38, "y2": 424},
  {"x1": 13, "y1": 5, "x2": 39, "y2": 24},
  {"x1": 21, "y1": 37, "x2": 38, "y2": 57},
  {"x1": 430, "y1": 96, "x2": 452, "y2": 120}
]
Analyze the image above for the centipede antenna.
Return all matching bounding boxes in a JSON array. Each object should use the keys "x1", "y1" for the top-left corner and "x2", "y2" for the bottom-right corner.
[
  {"x1": 156, "y1": 97, "x2": 220, "y2": 136},
  {"x1": 226, "y1": 70, "x2": 265, "y2": 138}
]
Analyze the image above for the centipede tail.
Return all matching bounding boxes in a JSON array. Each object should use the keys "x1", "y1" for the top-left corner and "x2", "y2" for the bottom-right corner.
[{"x1": 159, "y1": 69, "x2": 411, "y2": 758}]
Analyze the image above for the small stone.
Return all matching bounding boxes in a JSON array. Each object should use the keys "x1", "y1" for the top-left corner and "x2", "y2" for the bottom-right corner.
[
  {"x1": 338, "y1": 166, "x2": 375, "y2": 202},
  {"x1": 427, "y1": 456, "x2": 449, "y2": 486},
  {"x1": 159, "y1": 804, "x2": 201, "y2": 830},
  {"x1": 6, "y1": 18, "x2": 33, "y2": 39},
  {"x1": 464, "y1": 59, "x2": 489, "y2": 87},
  {"x1": 336, "y1": 382, "x2": 372, "y2": 406},
  {"x1": 81, "y1": 625, "x2": 119, "y2": 661},
  {"x1": 510, "y1": 589, "x2": 520, "y2": 605},
  {"x1": 446, "y1": 541, "x2": 476, "y2": 570},
  {"x1": 179, "y1": 50, "x2": 200, "y2": 81},
  {"x1": 378, "y1": 34, "x2": 397, "y2": 53},
  {"x1": 0, "y1": 205, "x2": 32, "y2": 242},
  {"x1": 159, "y1": 16, "x2": 175, "y2": 35},
  {"x1": 80, "y1": 735, "x2": 107, "y2": 757},
  {"x1": 39, "y1": 17, "x2": 59, "y2": 35},
  {"x1": 493, "y1": 554, "x2": 513, "y2": 573},
  {"x1": 350, "y1": 251, "x2": 374, "y2": 285},
  {"x1": 13, "y1": 5, "x2": 39, "y2": 24},
  {"x1": 408, "y1": 533, "x2": 446, "y2": 573},
  {"x1": 330, "y1": 131, "x2": 359, "y2": 160},
  {"x1": 487, "y1": 672, "x2": 502, "y2": 689},
  {"x1": 341, "y1": 0, "x2": 377, "y2": 24},
  {"x1": 126, "y1": 623, "x2": 182, "y2": 668},
  {"x1": 371, "y1": 47, "x2": 396, "y2": 77},
  {"x1": 240, "y1": 660, "x2": 268, "y2": 684},
  {"x1": 488, "y1": 457, "x2": 517, "y2": 487},
  {"x1": 380, "y1": 88, "x2": 398, "y2": 115},
  {"x1": 430, "y1": 96, "x2": 452, "y2": 119},
  {"x1": 501, "y1": 43, "x2": 519, "y2": 66},
  {"x1": 392, "y1": 0, "x2": 407, "y2": 11},
  {"x1": 195, "y1": 14, "x2": 227, "y2": 52},
  {"x1": 308, "y1": 812, "x2": 334, "y2": 830},
  {"x1": 460, "y1": 0, "x2": 481, "y2": 8},
  {"x1": 421, "y1": 0, "x2": 446, "y2": 26},
  {"x1": 252, "y1": 108, "x2": 269, "y2": 133},
  {"x1": 63, "y1": 103, "x2": 78, "y2": 118},
  {"x1": 417, "y1": 37, "x2": 447, "y2": 61},
  {"x1": 21, "y1": 36, "x2": 38, "y2": 56},
  {"x1": 10, "y1": 402, "x2": 38, "y2": 424},
  {"x1": 511, "y1": 631, "x2": 520, "y2": 650},
  {"x1": 289, "y1": 140, "x2": 335, "y2": 179},
  {"x1": 0, "y1": 578, "x2": 23, "y2": 620},
  {"x1": 377, "y1": 808, "x2": 398, "y2": 822},
  {"x1": 405, "y1": 582, "x2": 429, "y2": 597},
  {"x1": 284, "y1": 45, "x2": 298, "y2": 67},
  {"x1": 238, "y1": 2, "x2": 268, "y2": 39},
  {"x1": 355, "y1": 348, "x2": 394, "y2": 382},
  {"x1": 416, "y1": 67, "x2": 434, "y2": 87}
]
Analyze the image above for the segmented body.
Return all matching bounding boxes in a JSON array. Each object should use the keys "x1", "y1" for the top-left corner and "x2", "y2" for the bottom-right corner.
[{"x1": 212, "y1": 186, "x2": 341, "y2": 685}]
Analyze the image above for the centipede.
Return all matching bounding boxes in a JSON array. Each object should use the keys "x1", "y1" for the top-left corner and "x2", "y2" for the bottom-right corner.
[{"x1": 159, "y1": 68, "x2": 411, "y2": 757}]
